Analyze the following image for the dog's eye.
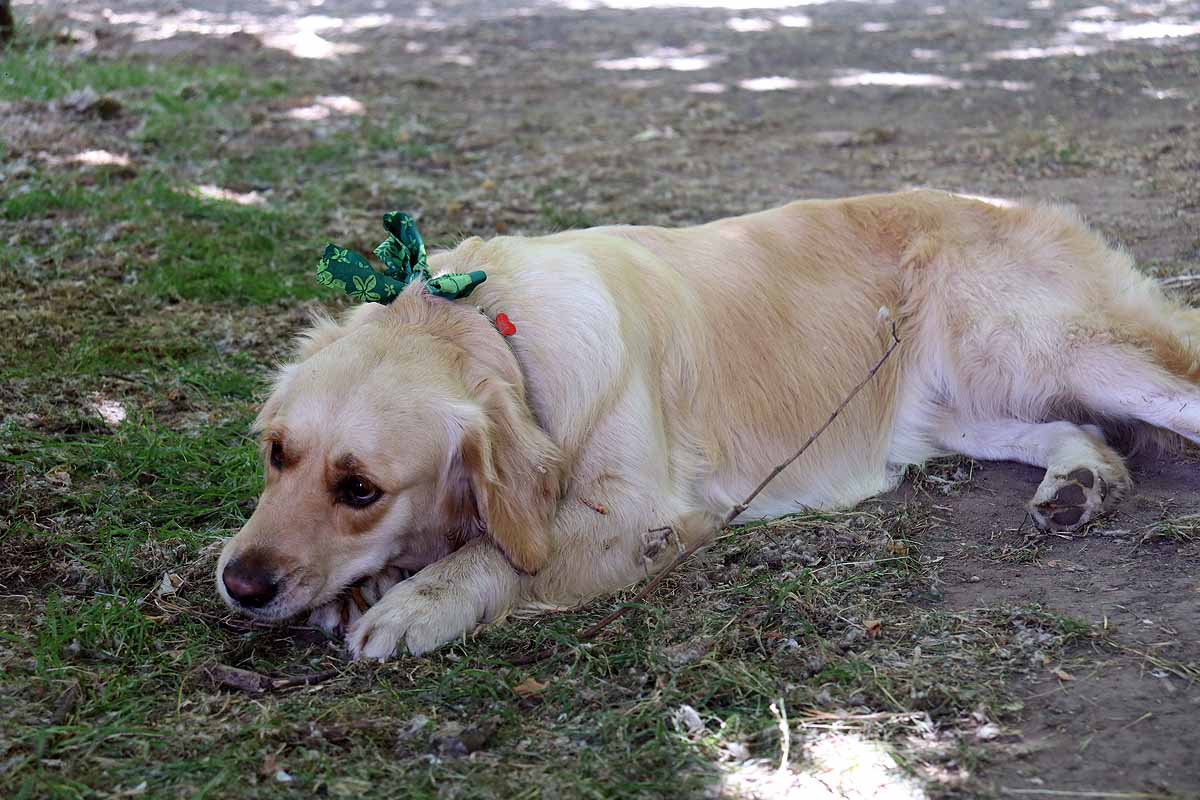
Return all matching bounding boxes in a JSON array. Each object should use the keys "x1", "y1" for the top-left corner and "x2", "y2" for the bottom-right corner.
[
  {"x1": 269, "y1": 440, "x2": 285, "y2": 470},
  {"x1": 338, "y1": 476, "x2": 381, "y2": 508}
]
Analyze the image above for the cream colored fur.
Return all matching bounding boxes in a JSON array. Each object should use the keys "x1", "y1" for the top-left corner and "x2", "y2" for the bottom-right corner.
[{"x1": 216, "y1": 189, "x2": 1200, "y2": 659}]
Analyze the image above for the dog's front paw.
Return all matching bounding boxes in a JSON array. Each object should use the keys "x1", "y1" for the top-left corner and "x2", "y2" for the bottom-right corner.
[
  {"x1": 346, "y1": 575, "x2": 479, "y2": 660},
  {"x1": 306, "y1": 566, "x2": 411, "y2": 638}
]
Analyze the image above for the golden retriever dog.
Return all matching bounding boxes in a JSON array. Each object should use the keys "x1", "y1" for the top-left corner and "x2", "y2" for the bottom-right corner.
[{"x1": 216, "y1": 189, "x2": 1200, "y2": 660}]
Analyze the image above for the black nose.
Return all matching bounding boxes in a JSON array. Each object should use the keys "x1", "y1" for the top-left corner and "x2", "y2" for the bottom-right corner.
[{"x1": 222, "y1": 554, "x2": 279, "y2": 608}]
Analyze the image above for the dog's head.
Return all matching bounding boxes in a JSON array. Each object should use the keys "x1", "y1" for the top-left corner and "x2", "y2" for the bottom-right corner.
[{"x1": 216, "y1": 288, "x2": 561, "y2": 621}]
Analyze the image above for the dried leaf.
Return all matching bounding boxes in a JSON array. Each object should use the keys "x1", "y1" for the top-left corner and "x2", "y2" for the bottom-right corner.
[
  {"x1": 204, "y1": 664, "x2": 272, "y2": 693},
  {"x1": 865, "y1": 619, "x2": 883, "y2": 638},
  {"x1": 156, "y1": 572, "x2": 183, "y2": 597},
  {"x1": 435, "y1": 720, "x2": 498, "y2": 757},
  {"x1": 976, "y1": 723, "x2": 1003, "y2": 740},
  {"x1": 1051, "y1": 667, "x2": 1075, "y2": 682},
  {"x1": 673, "y1": 704, "x2": 704, "y2": 734},
  {"x1": 512, "y1": 676, "x2": 548, "y2": 697},
  {"x1": 329, "y1": 777, "x2": 373, "y2": 797}
]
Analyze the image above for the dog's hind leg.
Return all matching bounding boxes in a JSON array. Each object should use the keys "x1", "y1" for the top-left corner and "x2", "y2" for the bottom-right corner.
[
  {"x1": 1059, "y1": 315, "x2": 1200, "y2": 447},
  {"x1": 934, "y1": 416, "x2": 1130, "y2": 530}
]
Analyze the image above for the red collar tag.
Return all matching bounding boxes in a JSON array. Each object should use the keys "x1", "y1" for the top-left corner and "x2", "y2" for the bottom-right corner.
[{"x1": 494, "y1": 312, "x2": 517, "y2": 337}]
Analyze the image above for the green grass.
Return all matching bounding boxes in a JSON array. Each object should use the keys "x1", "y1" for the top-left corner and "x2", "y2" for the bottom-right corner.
[
  {"x1": 535, "y1": 178, "x2": 598, "y2": 230},
  {"x1": 2, "y1": 170, "x2": 330, "y2": 305}
]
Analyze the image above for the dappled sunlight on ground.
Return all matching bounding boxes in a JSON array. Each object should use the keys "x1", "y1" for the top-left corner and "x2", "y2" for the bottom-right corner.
[
  {"x1": 829, "y1": 70, "x2": 963, "y2": 89},
  {"x1": 88, "y1": 396, "x2": 127, "y2": 426},
  {"x1": 69, "y1": 150, "x2": 132, "y2": 167},
  {"x1": 1070, "y1": 18, "x2": 1200, "y2": 39},
  {"x1": 988, "y1": 42, "x2": 1101, "y2": 59},
  {"x1": 1142, "y1": 87, "x2": 1188, "y2": 99},
  {"x1": 738, "y1": 75, "x2": 815, "y2": 91},
  {"x1": 727, "y1": 16, "x2": 773, "y2": 32},
  {"x1": 260, "y1": 29, "x2": 363, "y2": 59},
  {"x1": 778, "y1": 13, "x2": 814, "y2": 27},
  {"x1": 715, "y1": 732, "x2": 928, "y2": 800},
  {"x1": 53, "y1": 5, "x2": 398, "y2": 60},
  {"x1": 595, "y1": 46, "x2": 725, "y2": 71},
  {"x1": 286, "y1": 94, "x2": 366, "y2": 121},
  {"x1": 560, "y1": 0, "x2": 862, "y2": 9},
  {"x1": 724, "y1": 13, "x2": 812, "y2": 31},
  {"x1": 835, "y1": 70, "x2": 964, "y2": 89},
  {"x1": 193, "y1": 184, "x2": 267, "y2": 206}
]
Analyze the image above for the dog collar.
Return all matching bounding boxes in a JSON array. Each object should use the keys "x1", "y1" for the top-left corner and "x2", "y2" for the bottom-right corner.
[
  {"x1": 316, "y1": 212, "x2": 516, "y2": 338},
  {"x1": 316, "y1": 212, "x2": 486, "y2": 303}
]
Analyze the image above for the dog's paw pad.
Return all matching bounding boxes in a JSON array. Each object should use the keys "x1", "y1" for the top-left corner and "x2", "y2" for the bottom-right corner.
[
  {"x1": 1028, "y1": 467, "x2": 1111, "y2": 532},
  {"x1": 1066, "y1": 468, "x2": 1094, "y2": 488}
]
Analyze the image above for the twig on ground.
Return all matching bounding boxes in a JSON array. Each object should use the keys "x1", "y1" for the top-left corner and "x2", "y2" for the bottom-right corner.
[
  {"x1": 770, "y1": 697, "x2": 790, "y2": 773},
  {"x1": 510, "y1": 323, "x2": 902, "y2": 665},
  {"x1": 270, "y1": 669, "x2": 342, "y2": 690},
  {"x1": 1158, "y1": 274, "x2": 1200, "y2": 288},
  {"x1": 204, "y1": 663, "x2": 342, "y2": 694},
  {"x1": 1105, "y1": 642, "x2": 1200, "y2": 682}
]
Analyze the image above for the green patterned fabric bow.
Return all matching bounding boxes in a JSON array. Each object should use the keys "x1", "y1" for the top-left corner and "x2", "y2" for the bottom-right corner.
[{"x1": 316, "y1": 212, "x2": 486, "y2": 303}]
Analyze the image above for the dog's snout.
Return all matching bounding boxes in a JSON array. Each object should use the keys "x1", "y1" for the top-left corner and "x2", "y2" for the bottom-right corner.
[{"x1": 222, "y1": 554, "x2": 280, "y2": 608}]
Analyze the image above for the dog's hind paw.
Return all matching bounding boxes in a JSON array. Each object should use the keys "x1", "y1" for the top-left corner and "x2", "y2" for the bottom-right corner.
[{"x1": 1027, "y1": 464, "x2": 1128, "y2": 531}]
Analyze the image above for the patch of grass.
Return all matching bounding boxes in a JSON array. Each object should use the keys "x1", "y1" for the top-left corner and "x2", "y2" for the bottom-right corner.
[
  {"x1": 0, "y1": 34, "x2": 287, "y2": 106},
  {"x1": 1, "y1": 415, "x2": 259, "y2": 535},
  {"x1": 535, "y1": 178, "x2": 598, "y2": 230},
  {"x1": 1139, "y1": 514, "x2": 1200, "y2": 544},
  {"x1": 906, "y1": 455, "x2": 978, "y2": 497},
  {"x1": 0, "y1": 489, "x2": 1084, "y2": 797},
  {"x1": 2, "y1": 170, "x2": 327, "y2": 304},
  {"x1": 1007, "y1": 126, "x2": 1093, "y2": 173}
]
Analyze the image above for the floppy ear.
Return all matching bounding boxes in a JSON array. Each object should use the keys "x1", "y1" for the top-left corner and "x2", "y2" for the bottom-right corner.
[{"x1": 439, "y1": 381, "x2": 562, "y2": 575}]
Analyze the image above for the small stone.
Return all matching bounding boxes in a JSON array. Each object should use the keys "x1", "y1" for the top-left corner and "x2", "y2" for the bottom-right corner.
[
  {"x1": 976, "y1": 723, "x2": 1002, "y2": 740},
  {"x1": 723, "y1": 741, "x2": 751, "y2": 761},
  {"x1": 674, "y1": 704, "x2": 704, "y2": 734}
]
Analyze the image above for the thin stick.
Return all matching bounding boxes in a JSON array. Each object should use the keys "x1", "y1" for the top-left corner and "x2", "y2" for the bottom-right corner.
[
  {"x1": 1158, "y1": 274, "x2": 1200, "y2": 288},
  {"x1": 770, "y1": 697, "x2": 790, "y2": 773},
  {"x1": 723, "y1": 322, "x2": 901, "y2": 527},
  {"x1": 205, "y1": 663, "x2": 342, "y2": 693},
  {"x1": 510, "y1": 323, "x2": 901, "y2": 664},
  {"x1": 270, "y1": 669, "x2": 342, "y2": 691}
]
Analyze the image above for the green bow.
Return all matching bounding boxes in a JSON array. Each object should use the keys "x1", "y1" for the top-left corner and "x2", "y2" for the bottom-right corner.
[{"x1": 316, "y1": 212, "x2": 486, "y2": 303}]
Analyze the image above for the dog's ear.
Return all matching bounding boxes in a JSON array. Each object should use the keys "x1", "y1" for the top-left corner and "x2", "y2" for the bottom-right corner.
[{"x1": 439, "y1": 381, "x2": 561, "y2": 575}]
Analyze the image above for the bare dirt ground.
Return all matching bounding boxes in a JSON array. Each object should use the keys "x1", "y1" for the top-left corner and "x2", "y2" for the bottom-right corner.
[
  {"x1": 896, "y1": 454, "x2": 1200, "y2": 795},
  {"x1": 5, "y1": 0, "x2": 1200, "y2": 797}
]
